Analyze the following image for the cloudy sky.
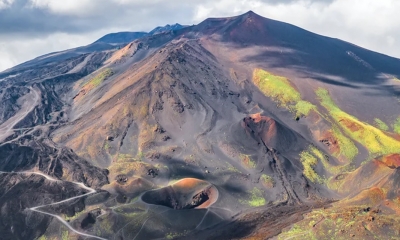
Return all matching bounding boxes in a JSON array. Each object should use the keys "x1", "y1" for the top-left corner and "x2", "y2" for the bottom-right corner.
[{"x1": 0, "y1": 0, "x2": 399, "y2": 71}]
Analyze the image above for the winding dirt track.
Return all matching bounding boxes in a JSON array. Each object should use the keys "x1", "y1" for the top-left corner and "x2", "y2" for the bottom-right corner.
[
  {"x1": 0, "y1": 86, "x2": 40, "y2": 141},
  {"x1": 0, "y1": 171, "x2": 106, "y2": 240}
]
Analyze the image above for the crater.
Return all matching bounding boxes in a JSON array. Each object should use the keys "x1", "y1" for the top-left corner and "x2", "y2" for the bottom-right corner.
[{"x1": 141, "y1": 178, "x2": 218, "y2": 210}]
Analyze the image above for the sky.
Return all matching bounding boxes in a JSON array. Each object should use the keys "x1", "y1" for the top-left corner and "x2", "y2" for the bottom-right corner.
[{"x1": 0, "y1": 0, "x2": 399, "y2": 71}]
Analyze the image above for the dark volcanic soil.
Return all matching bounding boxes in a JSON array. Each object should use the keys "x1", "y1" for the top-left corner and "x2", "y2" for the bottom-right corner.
[
  {"x1": 0, "y1": 172, "x2": 95, "y2": 239},
  {"x1": 0, "y1": 10, "x2": 400, "y2": 240}
]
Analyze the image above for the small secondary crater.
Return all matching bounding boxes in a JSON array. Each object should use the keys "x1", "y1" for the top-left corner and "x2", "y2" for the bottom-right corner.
[{"x1": 141, "y1": 178, "x2": 218, "y2": 210}]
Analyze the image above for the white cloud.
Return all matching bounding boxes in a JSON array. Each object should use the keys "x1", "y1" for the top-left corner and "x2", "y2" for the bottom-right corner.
[
  {"x1": 29, "y1": 0, "x2": 95, "y2": 15},
  {"x1": 0, "y1": 0, "x2": 14, "y2": 9},
  {"x1": 0, "y1": 32, "x2": 97, "y2": 70},
  {"x1": 194, "y1": 5, "x2": 212, "y2": 21},
  {"x1": 387, "y1": 36, "x2": 395, "y2": 47},
  {"x1": 0, "y1": 51, "x2": 15, "y2": 71},
  {"x1": 28, "y1": 0, "x2": 184, "y2": 17}
]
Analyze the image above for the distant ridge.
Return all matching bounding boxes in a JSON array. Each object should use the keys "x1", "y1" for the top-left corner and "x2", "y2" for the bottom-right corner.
[
  {"x1": 94, "y1": 31, "x2": 147, "y2": 44},
  {"x1": 149, "y1": 23, "x2": 185, "y2": 35},
  {"x1": 94, "y1": 23, "x2": 185, "y2": 44}
]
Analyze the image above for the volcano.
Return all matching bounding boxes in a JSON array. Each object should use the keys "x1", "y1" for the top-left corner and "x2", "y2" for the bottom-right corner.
[{"x1": 0, "y1": 11, "x2": 400, "y2": 240}]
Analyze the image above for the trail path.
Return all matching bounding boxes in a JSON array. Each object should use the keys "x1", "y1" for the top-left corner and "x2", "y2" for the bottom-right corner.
[{"x1": 0, "y1": 171, "x2": 107, "y2": 240}]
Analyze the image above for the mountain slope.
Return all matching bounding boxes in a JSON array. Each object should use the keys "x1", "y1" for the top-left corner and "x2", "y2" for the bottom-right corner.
[
  {"x1": 0, "y1": 11, "x2": 400, "y2": 240},
  {"x1": 94, "y1": 31, "x2": 148, "y2": 44}
]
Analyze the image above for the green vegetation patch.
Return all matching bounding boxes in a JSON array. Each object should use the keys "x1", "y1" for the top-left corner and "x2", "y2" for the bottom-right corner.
[
  {"x1": 240, "y1": 154, "x2": 256, "y2": 168},
  {"x1": 253, "y1": 69, "x2": 301, "y2": 105},
  {"x1": 108, "y1": 160, "x2": 150, "y2": 176},
  {"x1": 277, "y1": 206, "x2": 400, "y2": 240},
  {"x1": 137, "y1": 151, "x2": 145, "y2": 161},
  {"x1": 240, "y1": 187, "x2": 266, "y2": 207},
  {"x1": 260, "y1": 174, "x2": 275, "y2": 188},
  {"x1": 374, "y1": 118, "x2": 389, "y2": 131},
  {"x1": 309, "y1": 145, "x2": 354, "y2": 188},
  {"x1": 330, "y1": 126, "x2": 358, "y2": 162},
  {"x1": 166, "y1": 232, "x2": 187, "y2": 239},
  {"x1": 62, "y1": 231, "x2": 69, "y2": 240},
  {"x1": 84, "y1": 68, "x2": 114, "y2": 89},
  {"x1": 299, "y1": 145, "x2": 354, "y2": 187},
  {"x1": 309, "y1": 146, "x2": 342, "y2": 176},
  {"x1": 293, "y1": 100, "x2": 317, "y2": 117},
  {"x1": 103, "y1": 140, "x2": 111, "y2": 151},
  {"x1": 253, "y1": 70, "x2": 359, "y2": 162},
  {"x1": 116, "y1": 153, "x2": 135, "y2": 162},
  {"x1": 309, "y1": 146, "x2": 325, "y2": 163},
  {"x1": 253, "y1": 69, "x2": 317, "y2": 118},
  {"x1": 64, "y1": 209, "x2": 85, "y2": 222},
  {"x1": 277, "y1": 223, "x2": 316, "y2": 240},
  {"x1": 226, "y1": 162, "x2": 241, "y2": 173},
  {"x1": 300, "y1": 150, "x2": 324, "y2": 184},
  {"x1": 316, "y1": 88, "x2": 400, "y2": 157},
  {"x1": 394, "y1": 116, "x2": 400, "y2": 134}
]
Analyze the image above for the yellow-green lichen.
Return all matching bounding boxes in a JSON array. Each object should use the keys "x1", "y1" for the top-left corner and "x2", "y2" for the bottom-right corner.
[
  {"x1": 241, "y1": 187, "x2": 266, "y2": 207},
  {"x1": 374, "y1": 118, "x2": 389, "y2": 131},
  {"x1": 293, "y1": 100, "x2": 317, "y2": 117},
  {"x1": 166, "y1": 232, "x2": 186, "y2": 239},
  {"x1": 309, "y1": 145, "x2": 352, "y2": 176},
  {"x1": 116, "y1": 153, "x2": 135, "y2": 162},
  {"x1": 137, "y1": 151, "x2": 145, "y2": 161},
  {"x1": 103, "y1": 141, "x2": 111, "y2": 151},
  {"x1": 316, "y1": 88, "x2": 400, "y2": 157},
  {"x1": 393, "y1": 116, "x2": 400, "y2": 134},
  {"x1": 277, "y1": 206, "x2": 400, "y2": 240},
  {"x1": 330, "y1": 125, "x2": 358, "y2": 162},
  {"x1": 84, "y1": 68, "x2": 113, "y2": 89},
  {"x1": 62, "y1": 231, "x2": 69, "y2": 240},
  {"x1": 260, "y1": 174, "x2": 275, "y2": 188},
  {"x1": 240, "y1": 154, "x2": 256, "y2": 168},
  {"x1": 226, "y1": 162, "x2": 241, "y2": 173},
  {"x1": 64, "y1": 209, "x2": 85, "y2": 222},
  {"x1": 253, "y1": 69, "x2": 316, "y2": 118},
  {"x1": 277, "y1": 223, "x2": 316, "y2": 240},
  {"x1": 300, "y1": 150, "x2": 324, "y2": 184}
]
